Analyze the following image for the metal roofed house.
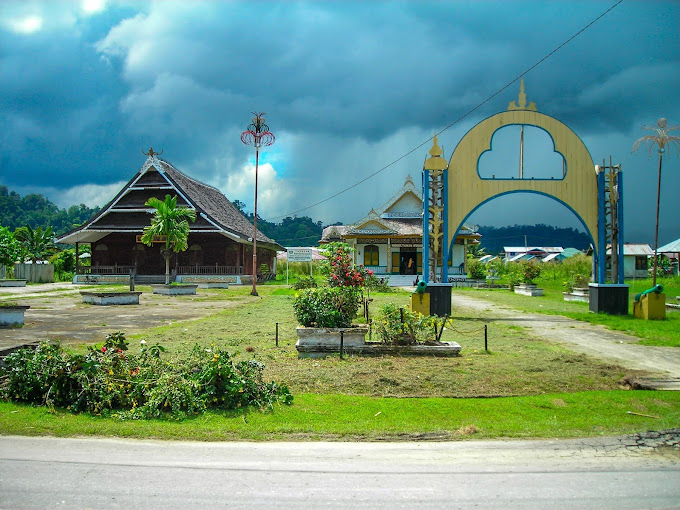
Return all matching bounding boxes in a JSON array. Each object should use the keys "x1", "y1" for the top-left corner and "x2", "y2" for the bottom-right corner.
[
  {"x1": 605, "y1": 243, "x2": 653, "y2": 279},
  {"x1": 57, "y1": 152, "x2": 283, "y2": 285},
  {"x1": 658, "y1": 237, "x2": 680, "y2": 275},
  {"x1": 319, "y1": 175, "x2": 481, "y2": 284},
  {"x1": 503, "y1": 247, "x2": 563, "y2": 261}
]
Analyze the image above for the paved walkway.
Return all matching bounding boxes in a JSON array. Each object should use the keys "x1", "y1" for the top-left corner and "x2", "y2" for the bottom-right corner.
[
  {"x1": 450, "y1": 292, "x2": 680, "y2": 388},
  {"x1": 0, "y1": 283, "x2": 245, "y2": 350}
]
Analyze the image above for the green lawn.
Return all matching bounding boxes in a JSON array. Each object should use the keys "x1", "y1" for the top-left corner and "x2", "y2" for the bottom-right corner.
[
  {"x1": 454, "y1": 276, "x2": 680, "y2": 347},
  {"x1": 2, "y1": 283, "x2": 678, "y2": 441},
  {"x1": 2, "y1": 391, "x2": 678, "y2": 441}
]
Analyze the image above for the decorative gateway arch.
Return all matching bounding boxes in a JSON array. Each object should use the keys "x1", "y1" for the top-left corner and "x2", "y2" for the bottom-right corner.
[{"x1": 423, "y1": 79, "x2": 624, "y2": 285}]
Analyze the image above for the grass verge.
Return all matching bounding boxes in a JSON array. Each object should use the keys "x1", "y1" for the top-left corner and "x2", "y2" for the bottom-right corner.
[{"x1": 1, "y1": 391, "x2": 678, "y2": 441}]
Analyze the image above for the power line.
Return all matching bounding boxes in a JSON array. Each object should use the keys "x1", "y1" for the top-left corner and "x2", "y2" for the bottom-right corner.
[{"x1": 265, "y1": 0, "x2": 623, "y2": 222}]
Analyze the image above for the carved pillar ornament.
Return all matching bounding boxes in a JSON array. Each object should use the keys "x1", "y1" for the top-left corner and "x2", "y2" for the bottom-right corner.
[{"x1": 423, "y1": 134, "x2": 448, "y2": 282}]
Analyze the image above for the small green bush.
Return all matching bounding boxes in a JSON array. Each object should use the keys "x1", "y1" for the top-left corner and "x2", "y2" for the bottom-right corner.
[
  {"x1": 0, "y1": 334, "x2": 292, "y2": 420},
  {"x1": 292, "y1": 276, "x2": 318, "y2": 290},
  {"x1": 292, "y1": 286, "x2": 361, "y2": 328},
  {"x1": 364, "y1": 273, "x2": 392, "y2": 292},
  {"x1": 467, "y1": 259, "x2": 486, "y2": 279},
  {"x1": 373, "y1": 303, "x2": 439, "y2": 345}
]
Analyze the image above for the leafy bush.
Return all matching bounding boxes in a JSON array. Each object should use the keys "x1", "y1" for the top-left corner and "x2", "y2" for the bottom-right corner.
[
  {"x1": 364, "y1": 273, "x2": 392, "y2": 292},
  {"x1": 374, "y1": 303, "x2": 439, "y2": 345},
  {"x1": 467, "y1": 259, "x2": 486, "y2": 279},
  {"x1": 292, "y1": 275, "x2": 318, "y2": 290},
  {"x1": 292, "y1": 286, "x2": 361, "y2": 328},
  {"x1": 0, "y1": 334, "x2": 292, "y2": 420}
]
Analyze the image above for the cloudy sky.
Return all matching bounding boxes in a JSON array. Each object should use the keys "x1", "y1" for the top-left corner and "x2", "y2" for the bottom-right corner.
[{"x1": 1, "y1": 0, "x2": 679, "y2": 246}]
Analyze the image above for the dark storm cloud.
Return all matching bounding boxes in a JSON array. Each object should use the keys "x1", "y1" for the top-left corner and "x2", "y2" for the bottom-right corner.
[{"x1": 1, "y1": 1, "x2": 678, "y2": 244}]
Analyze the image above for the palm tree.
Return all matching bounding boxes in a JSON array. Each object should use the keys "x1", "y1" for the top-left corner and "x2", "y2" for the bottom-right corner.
[
  {"x1": 633, "y1": 118, "x2": 680, "y2": 286},
  {"x1": 141, "y1": 195, "x2": 196, "y2": 285},
  {"x1": 14, "y1": 225, "x2": 56, "y2": 263}
]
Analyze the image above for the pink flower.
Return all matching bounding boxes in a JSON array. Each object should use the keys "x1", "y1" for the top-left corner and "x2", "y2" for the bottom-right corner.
[{"x1": 368, "y1": 270, "x2": 373, "y2": 276}]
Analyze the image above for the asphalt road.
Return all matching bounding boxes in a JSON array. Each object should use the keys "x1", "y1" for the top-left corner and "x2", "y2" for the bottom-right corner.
[{"x1": 1, "y1": 435, "x2": 679, "y2": 509}]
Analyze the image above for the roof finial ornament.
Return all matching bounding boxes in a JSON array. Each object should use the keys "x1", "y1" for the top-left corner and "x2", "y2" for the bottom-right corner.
[
  {"x1": 429, "y1": 134, "x2": 443, "y2": 157},
  {"x1": 143, "y1": 147, "x2": 163, "y2": 158},
  {"x1": 508, "y1": 77, "x2": 537, "y2": 111}
]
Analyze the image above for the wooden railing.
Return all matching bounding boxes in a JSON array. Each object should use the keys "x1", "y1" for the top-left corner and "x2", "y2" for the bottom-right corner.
[
  {"x1": 178, "y1": 265, "x2": 244, "y2": 275},
  {"x1": 80, "y1": 265, "x2": 134, "y2": 275}
]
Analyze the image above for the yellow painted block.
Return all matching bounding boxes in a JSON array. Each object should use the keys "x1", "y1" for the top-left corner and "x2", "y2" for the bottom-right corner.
[
  {"x1": 633, "y1": 293, "x2": 666, "y2": 320},
  {"x1": 410, "y1": 292, "x2": 430, "y2": 316}
]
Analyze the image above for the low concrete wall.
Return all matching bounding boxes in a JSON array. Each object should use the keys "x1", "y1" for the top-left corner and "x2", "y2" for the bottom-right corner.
[
  {"x1": 0, "y1": 306, "x2": 30, "y2": 327},
  {"x1": 73, "y1": 274, "x2": 130, "y2": 285},
  {"x1": 14, "y1": 263, "x2": 54, "y2": 283},
  {"x1": 0, "y1": 279, "x2": 27, "y2": 287},
  {"x1": 80, "y1": 291, "x2": 142, "y2": 305},
  {"x1": 151, "y1": 284, "x2": 198, "y2": 295}
]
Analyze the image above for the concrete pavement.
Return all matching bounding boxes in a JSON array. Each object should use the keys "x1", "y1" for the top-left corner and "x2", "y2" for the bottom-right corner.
[{"x1": 1, "y1": 434, "x2": 679, "y2": 509}]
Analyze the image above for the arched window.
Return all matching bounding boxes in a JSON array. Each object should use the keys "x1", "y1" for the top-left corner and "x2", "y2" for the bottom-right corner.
[{"x1": 364, "y1": 245, "x2": 379, "y2": 266}]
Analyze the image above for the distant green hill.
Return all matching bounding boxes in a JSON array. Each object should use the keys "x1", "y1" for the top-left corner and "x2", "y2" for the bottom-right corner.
[{"x1": 0, "y1": 186, "x2": 100, "y2": 236}]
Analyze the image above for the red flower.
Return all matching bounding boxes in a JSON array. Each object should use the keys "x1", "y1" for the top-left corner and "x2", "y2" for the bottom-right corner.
[
  {"x1": 368, "y1": 270, "x2": 373, "y2": 276},
  {"x1": 101, "y1": 346, "x2": 107, "y2": 352}
]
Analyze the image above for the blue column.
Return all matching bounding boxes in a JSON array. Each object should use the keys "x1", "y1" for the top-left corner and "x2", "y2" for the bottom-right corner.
[
  {"x1": 422, "y1": 170, "x2": 430, "y2": 283},
  {"x1": 441, "y1": 168, "x2": 449, "y2": 283},
  {"x1": 617, "y1": 169, "x2": 624, "y2": 284},
  {"x1": 597, "y1": 168, "x2": 606, "y2": 283}
]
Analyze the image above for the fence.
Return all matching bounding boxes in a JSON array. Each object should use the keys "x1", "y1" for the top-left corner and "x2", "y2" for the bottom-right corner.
[
  {"x1": 178, "y1": 265, "x2": 244, "y2": 275},
  {"x1": 14, "y1": 263, "x2": 54, "y2": 283}
]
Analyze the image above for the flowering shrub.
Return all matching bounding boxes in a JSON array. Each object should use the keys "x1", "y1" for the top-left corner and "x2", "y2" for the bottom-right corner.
[
  {"x1": 520, "y1": 260, "x2": 542, "y2": 284},
  {"x1": 320, "y1": 242, "x2": 368, "y2": 287},
  {"x1": 292, "y1": 286, "x2": 361, "y2": 328},
  {"x1": 374, "y1": 303, "x2": 440, "y2": 345},
  {"x1": 0, "y1": 334, "x2": 292, "y2": 420}
]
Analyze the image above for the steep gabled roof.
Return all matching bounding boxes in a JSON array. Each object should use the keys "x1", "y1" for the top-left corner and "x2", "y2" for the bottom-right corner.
[{"x1": 56, "y1": 155, "x2": 281, "y2": 250}]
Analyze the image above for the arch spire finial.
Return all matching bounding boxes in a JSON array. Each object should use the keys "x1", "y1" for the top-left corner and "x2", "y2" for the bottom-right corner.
[{"x1": 508, "y1": 77, "x2": 537, "y2": 111}]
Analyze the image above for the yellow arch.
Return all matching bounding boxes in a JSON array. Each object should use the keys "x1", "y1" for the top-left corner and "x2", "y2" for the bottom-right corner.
[{"x1": 448, "y1": 109, "x2": 598, "y2": 253}]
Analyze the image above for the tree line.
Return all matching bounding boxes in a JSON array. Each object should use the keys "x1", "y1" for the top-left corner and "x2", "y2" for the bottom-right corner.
[{"x1": 0, "y1": 186, "x2": 100, "y2": 235}]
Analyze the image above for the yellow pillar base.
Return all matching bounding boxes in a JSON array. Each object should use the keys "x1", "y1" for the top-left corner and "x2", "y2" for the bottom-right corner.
[
  {"x1": 410, "y1": 292, "x2": 430, "y2": 316},
  {"x1": 633, "y1": 292, "x2": 666, "y2": 320}
]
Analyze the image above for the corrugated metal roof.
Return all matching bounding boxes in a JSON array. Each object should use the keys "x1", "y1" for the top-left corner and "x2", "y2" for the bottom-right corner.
[
  {"x1": 658, "y1": 238, "x2": 680, "y2": 253},
  {"x1": 503, "y1": 247, "x2": 564, "y2": 253},
  {"x1": 606, "y1": 244, "x2": 653, "y2": 256}
]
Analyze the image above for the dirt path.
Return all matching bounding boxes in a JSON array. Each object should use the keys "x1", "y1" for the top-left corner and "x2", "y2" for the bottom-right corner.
[
  {"x1": 0, "y1": 284, "x2": 247, "y2": 350},
  {"x1": 450, "y1": 292, "x2": 680, "y2": 386}
]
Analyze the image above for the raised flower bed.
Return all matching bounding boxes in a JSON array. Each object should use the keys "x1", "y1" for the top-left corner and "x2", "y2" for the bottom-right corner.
[
  {"x1": 0, "y1": 279, "x2": 27, "y2": 287},
  {"x1": 0, "y1": 305, "x2": 30, "y2": 327},
  {"x1": 151, "y1": 284, "x2": 198, "y2": 295},
  {"x1": 80, "y1": 291, "x2": 142, "y2": 305}
]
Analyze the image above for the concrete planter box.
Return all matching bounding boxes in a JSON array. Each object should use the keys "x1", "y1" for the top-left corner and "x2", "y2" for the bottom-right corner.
[
  {"x1": 80, "y1": 291, "x2": 142, "y2": 305},
  {"x1": 0, "y1": 305, "x2": 30, "y2": 327},
  {"x1": 0, "y1": 279, "x2": 27, "y2": 287},
  {"x1": 196, "y1": 282, "x2": 230, "y2": 289},
  {"x1": 296, "y1": 326, "x2": 368, "y2": 348},
  {"x1": 151, "y1": 284, "x2": 198, "y2": 295},
  {"x1": 514, "y1": 283, "x2": 544, "y2": 297},
  {"x1": 295, "y1": 326, "x2": 461, "y2": 358},
  {"x1": 563, "y1": 287, "x2": 589, "y2": 303}
]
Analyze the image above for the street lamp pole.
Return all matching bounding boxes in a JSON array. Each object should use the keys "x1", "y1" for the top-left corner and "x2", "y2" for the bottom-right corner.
[
  {"x1": 633, "y1": 118, "x2": 679, "y2": 287},
  {"x1": 241, "y1": 113, "x2": 275, "y2": 296}
]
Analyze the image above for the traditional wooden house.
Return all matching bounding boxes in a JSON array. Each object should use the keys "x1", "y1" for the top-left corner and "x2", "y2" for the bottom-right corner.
[
  {"x1": 57, "y1": 152, "x2": 283, "y2": 285},
  {"x1": 319, "y1": 175, "x2": 480, "y2": 281}
]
